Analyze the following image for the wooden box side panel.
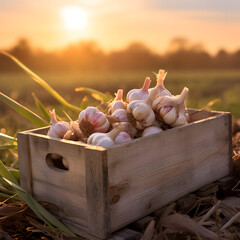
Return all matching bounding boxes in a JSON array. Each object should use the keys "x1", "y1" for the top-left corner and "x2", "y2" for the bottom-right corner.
[
  {"x1": 85, "y1": 148, "x2": 111, "y2": 239},
  {"x1": 26, "y1": 134, "x2": 88, "y2": 227},
  {"x1": 107, "y1": 113, "x2": 231, "y2": 231},
  {"x1": 18, "y1": 132, "x2": 33, "y2": 194}
]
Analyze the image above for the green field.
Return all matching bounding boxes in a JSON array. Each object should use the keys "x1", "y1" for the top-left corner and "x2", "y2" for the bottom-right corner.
[{"x1": 1, "y1": 69, "x2": 240, "y2": 135}]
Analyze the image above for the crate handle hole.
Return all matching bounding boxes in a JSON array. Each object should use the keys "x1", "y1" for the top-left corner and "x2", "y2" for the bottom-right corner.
[{"x1": 46, "y1": 153, "x2": 69, "y2": 171}]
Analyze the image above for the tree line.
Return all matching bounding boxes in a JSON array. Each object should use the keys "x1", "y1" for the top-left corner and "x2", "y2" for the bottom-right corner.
[{"x1": 1, "y1": 38, "x2": 240, "y2": 72}]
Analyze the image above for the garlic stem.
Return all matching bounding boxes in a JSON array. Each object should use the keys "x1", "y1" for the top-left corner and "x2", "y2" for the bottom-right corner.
[
  {"x1": 106, "y1": 127, "x2": 123, "y2": 140},
  {"x1": 142, "y1": 77, "x2": 151, "y2": 92},
  {"x1": 115, "y1": 89, "x2": 123, "y2": 101},
  {"x1": 159, "y1": 87, "x2": 189, "y2": 108},
  {"x1": 49, "y1": 109, "x2": 58, "y2": 124},
  {"x1": 155, "y1": 69, "x2": 168, "y2": 88}
]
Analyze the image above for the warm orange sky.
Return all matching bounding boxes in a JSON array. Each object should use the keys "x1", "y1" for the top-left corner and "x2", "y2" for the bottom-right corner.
[{"x1": 1, "y1": 0, "x2": 240, "y2": 54}]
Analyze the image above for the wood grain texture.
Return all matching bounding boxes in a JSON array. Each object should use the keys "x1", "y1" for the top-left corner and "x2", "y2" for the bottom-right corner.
[
  {"x1": 17, "y1": 110, "x2": 232, "y2": 238},
  {"x1": 27, "y1": 133, "x2": 89, "y2": 227},
  {"x1": 107, "y1": 113, "x2": 231, "y2": 231},
  {"x1": 85, "y1": 147, "x2": 111, "y2": 238},
  {"x1": 18, "y1": 132, "x2": 33, "y2": 194}
]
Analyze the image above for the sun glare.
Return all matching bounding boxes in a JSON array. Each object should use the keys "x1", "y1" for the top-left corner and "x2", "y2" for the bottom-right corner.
[{"x1": 60, "y1": 6, "x2": 88, "y2": 30}]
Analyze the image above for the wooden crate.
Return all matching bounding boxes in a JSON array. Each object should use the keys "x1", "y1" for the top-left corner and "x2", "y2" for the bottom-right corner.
[{"x1": 17, "y1": 110, "x2": 232, "y2": 239}]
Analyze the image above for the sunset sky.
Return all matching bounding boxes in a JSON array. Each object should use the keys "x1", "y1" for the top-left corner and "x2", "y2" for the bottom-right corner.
[{"x1": 1, "y1": 0, "x2": 240, "y2": 54}]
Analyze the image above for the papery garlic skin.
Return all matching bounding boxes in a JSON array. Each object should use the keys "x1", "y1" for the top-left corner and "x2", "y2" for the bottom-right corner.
[
  {"x1": 142, "y1": 126, "x2": 163, "y2": 137},
  {"x1": 48, "y1": 109, "x2": 70, "y2": 138},
  {"x1": 70, "y1": 121, "x2": 83, "y2": 140},
  {"x1": 88, "y1": 133, "x2": 115, "y2": 148},
  {"x1": 87, "y1": 127, "x2": 122, "y2": 148},
  {"x1": 108, "y1": 89, "x2": 126, "y2": 114},
  {"x1": 127, "y1": 88, "x2": 157, "y2": 129},
  {"x1": 112, "y1": 122, "x2": 137, "y2": 138},
  {"x1": 112, "y1": 109, "x2": 128, "y2": 122},
  {"x1": 126, "y1": 77, "x2": 151, "y2": 102},
  {"x1": 78, "y1": 107, "x2": 110, "y2": 133},
  {"x1": 114, "y1": 132, "x2": 131, "y2": 144},
  {"x1": 153, "y1": 87, "x2": 189, "y2": 128},
  {"x1": 159, "y1": 106, "x2": 177, "y2": 125}
]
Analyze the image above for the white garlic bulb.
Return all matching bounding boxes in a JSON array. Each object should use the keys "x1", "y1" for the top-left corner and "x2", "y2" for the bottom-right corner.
[
  {"x1": 159, "y1": 106, "x2": 177, "y2": 125},
  {"x1": 126, "y1": 77, "x2": 151, "y2": 102},
  {"x1": 87, "y1": 127, "x2": 122, "y2": 148},
  {"x1": 48, "y1": 109, "x2": 70, "y2": 138},
  {"x1": 112, "y1": 109, "x2": 128, "y2": 122},
  {"x1": 127, "y1": 88, "x2": 158, "y2": 129},
  {"x1": 114, "y1": 132, "x2": 131, "y2": 144},
  {"x1": 108, "y1": 89, "x2": 126, "y2": 114},
  {"x1": 142, "y1": 126, "x2": 163, "y2": 137},
  {"x1": 112, "y1": 122, "x2": 137, "y2": 138},
  {"x1": 153, "y1": 87, "x2": 189, "y2": 127}
]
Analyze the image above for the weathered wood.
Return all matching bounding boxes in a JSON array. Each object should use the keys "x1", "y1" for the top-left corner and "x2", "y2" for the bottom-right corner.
[
  {"x1": 17, "y1": 110, "x2": 232, "y2": 239},
  {"x1": 24, "y1": 132, "x2": 89, "y2": 228},
  {"x1": 85, "y1": 147, "x2": 111, "y2": 239},
  {"x1": 107, "y1": 113, "x2": 231, "y2": 231},
  {"x1": 188, "y1": 109, "x2": 215, "y2": 122},
  {"x1": 18, "y1": 132, "x2": 33, "y2": 194}
]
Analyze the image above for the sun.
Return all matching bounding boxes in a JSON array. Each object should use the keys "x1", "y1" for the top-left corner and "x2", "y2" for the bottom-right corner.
[{"x1": 60, "y1": 6, "x2": 88, "y2": 30}]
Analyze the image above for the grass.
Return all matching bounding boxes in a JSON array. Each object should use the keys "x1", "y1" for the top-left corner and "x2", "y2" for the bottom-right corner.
[
  {"x1": 0, "y1": 53, "x2": 239, "y2": 238},
  {"x1": 1, "y1": 68, "x2": 240, "y2": 117}
]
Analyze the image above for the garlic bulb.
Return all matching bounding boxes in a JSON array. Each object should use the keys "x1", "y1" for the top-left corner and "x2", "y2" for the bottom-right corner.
[
  {"x1": 152, "y1": 69, "x2": 171, "y2": 97},
  {"x1": 48, "y1": 109, "x2": 70, "y2": 138},
  {"x1": 114, "y1": 132, "x2": 131, "y2": 144},
  {"x1": 142, "y1": 126, "x2": 163, "y2": 137},
  {"x1": 71, "y1": 121, "x2": 83, "y2": 140},
  {"x1": 159, "y1": 106, "x2": 177, "y2": 125},
  {"x1": 112, "y1": 122, "x2": 137, "y2": 138},
  {"x1": 87, "y1": 127, "x2": 122, "y2": 148},
  {"x1": 78, "y1": 107, "x2": 110, "y2": 138},
  {"x1": 108, "y1": 89, "x2": 126, "y2": 114},
  {"x1": 63, "y1": 121, "x2": 83, "y2": 141},
  {"x1": 126, "y1": 77, "x2": 151, "y2": 102},
  {"x1": 153, "y1": 87, "x2": 189, "y2": 127},
  {"x1": 171, "y1": 93, "x2": 189, "y2": 127},
  {"x1": 112, "y1": 109, "x2": 128, "y2": 122},
  {"x1": 127, "y1": 88, "x2": 157, "y2": 129}
]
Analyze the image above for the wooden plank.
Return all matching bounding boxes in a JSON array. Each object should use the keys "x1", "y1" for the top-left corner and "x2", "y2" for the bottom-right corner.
[
  {"x1": 227, "y1": 113, "x2": 233, "y2": 174},
  {"x1": 28, "y1": 134, "x2": 86, "y2": 195},
  {"x1": 33, "y1": 180, "x2": 88, "y2": 227},
  {"x1": 26, "y1": 133, "x2": 89, "y2": 229},
  {"x1": 25, "y1": 126, "x2": 50, "y2": 135},
  {"x1": 85, "y1": 147, "x2": 110, "y2": 239},
  {"x1": 62, "y1": 219, "x2": 101, "y2": 240},
  {"x1": 107, "y1": 113, "x2": 231, "y2": 231},
  {"x1": 17, "y1": 132, "x2": 33, "y2": 194}
]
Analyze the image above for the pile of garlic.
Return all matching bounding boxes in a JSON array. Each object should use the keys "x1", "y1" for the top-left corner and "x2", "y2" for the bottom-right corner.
[{"x1": 47, "y1": 69, "x2": 190, "y2": 148}]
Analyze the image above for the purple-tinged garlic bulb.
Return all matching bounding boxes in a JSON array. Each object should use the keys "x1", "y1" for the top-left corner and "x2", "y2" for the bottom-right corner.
[
  {"x1": 48, "y1": 109, "x2": 70, "y2": 138},
  {"x1": 126, "y1": 77, "x2": 151, "y2": 102}
]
